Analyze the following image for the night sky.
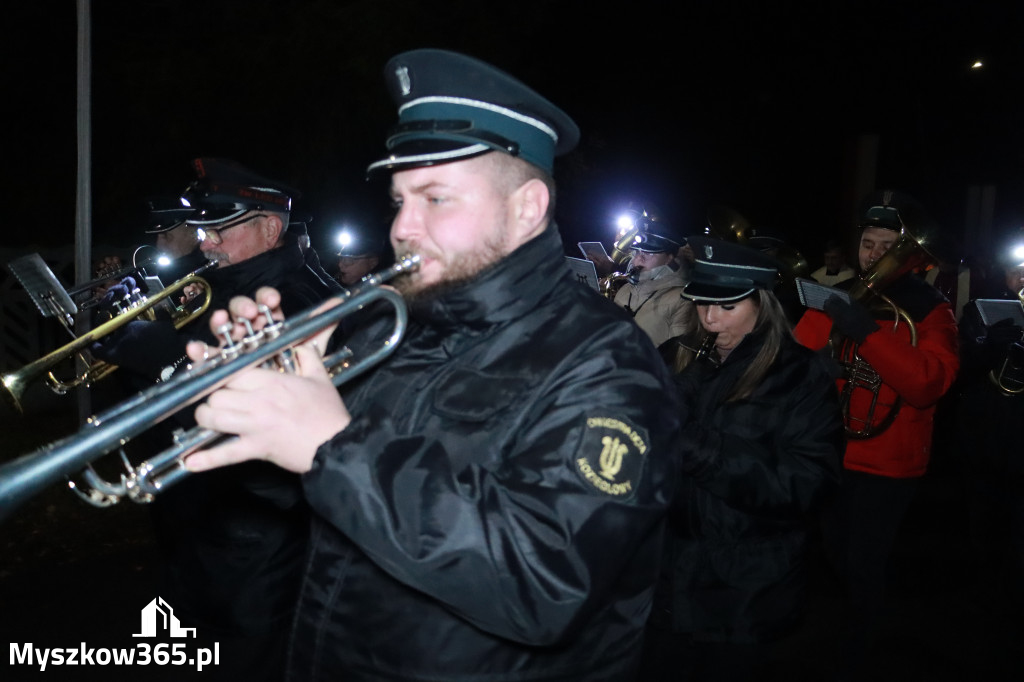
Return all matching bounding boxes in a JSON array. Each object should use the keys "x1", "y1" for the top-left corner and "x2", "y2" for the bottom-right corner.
[{"x1": 4, "y1": 0, "x2": 1023, "y2": 266}]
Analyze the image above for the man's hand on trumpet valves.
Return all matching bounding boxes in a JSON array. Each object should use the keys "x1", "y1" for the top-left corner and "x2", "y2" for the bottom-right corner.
[{"x1": 182, "y1": 286, "x2": 351, "y2": 475}]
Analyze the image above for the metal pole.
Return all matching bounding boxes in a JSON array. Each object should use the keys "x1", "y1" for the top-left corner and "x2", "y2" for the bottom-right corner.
[{"x1": 75, "y1": 0, "x2": 92, "y2": 421}]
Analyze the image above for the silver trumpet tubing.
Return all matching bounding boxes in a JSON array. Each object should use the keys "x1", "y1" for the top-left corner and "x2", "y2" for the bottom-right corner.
[{"x1": 0, "y1": 255, "x2": 420, "y2": 522}]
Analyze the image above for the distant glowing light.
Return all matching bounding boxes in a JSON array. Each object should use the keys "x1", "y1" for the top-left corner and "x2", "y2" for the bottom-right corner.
[
  {"x1": 971, "y1": 60, "x2": 984, "y2": 69},
  {"x1": 1011, "y1": 244, "x2": 1024, "y2": 263}
]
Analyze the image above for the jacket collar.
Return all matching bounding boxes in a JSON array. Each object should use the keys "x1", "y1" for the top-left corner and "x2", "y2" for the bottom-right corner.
[
  {"x1": 410, "y1": 225, "x2": 568, "y2": 330},
  {"x1": 716, "y1": 324, "x2": 767, "y2": 369},
  {"x1": 636, "y1": 265, "x2": 686, "y2": 290},
  {"x1": 204, "y1": 232, "x2": 304, "y2": 292}
]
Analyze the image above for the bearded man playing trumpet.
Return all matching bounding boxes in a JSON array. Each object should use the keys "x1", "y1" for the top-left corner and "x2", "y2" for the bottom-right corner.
[
  {"x1": 182, "y1": 49, "x2": 680, "y2": 682},
  {"x1": 792, "y1": 195, "x2": 959, "y2": 679}
]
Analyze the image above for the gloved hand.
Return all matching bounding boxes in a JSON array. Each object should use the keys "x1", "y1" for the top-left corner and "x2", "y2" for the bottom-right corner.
[
  {"x1": 824, "y1": 295, "x2": 879, "y2": 344},
  {"x1": 91, "y1": 319, "x2": 186, "y2": 380},
  {"x1": 97, "y1": 276, "x2": 137, "y2": 310},
  {"x1": 984, "y1": 317, "x2": 1024, "y2": 346}
]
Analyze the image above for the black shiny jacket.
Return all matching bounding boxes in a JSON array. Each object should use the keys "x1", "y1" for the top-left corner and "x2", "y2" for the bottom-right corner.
[
  {"x1": 146, "y1": 236, "x2": 340, "y2": 636},
  {"x1": 655, "y1": 329, "x2": 843, "y2": 643},
  {"x1": 92, "y1": 232, "x2": 341, "y2": 381},
  {"x1": 290, "y1": 227, "x2": 682, "y2": 681}
]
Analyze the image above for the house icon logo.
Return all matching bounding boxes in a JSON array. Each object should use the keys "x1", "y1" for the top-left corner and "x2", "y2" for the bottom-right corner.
[{"x1": 133, "y1": 597, "x2": 197, "y2": 638}]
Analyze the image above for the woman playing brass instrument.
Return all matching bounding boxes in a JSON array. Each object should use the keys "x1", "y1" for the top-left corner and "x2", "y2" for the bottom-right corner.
[{"x1": 644, "y1": 237, "x2": 844, "y2": 682}]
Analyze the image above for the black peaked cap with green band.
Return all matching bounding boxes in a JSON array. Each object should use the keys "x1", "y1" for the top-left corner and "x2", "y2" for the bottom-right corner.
[
  {"x1": 367, "y1": 49, "x2": 580, "y2": 177},
  {"x1": 682, "y1": 237, "x2": 780, "y2": 304}
]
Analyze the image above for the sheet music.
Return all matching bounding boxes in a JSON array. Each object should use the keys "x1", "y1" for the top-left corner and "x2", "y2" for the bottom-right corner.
[
  {"x1": 577, "y1": 241, "x2": 610, "y2": 262},
  {"x1": 795, "y1": 277, "x2": 851, "y2": 311},
  {"x1": 6, "y1": 253, "x2": 78, "y2": 319},
  {"x1": 972, "y1": 298, "x2": 1024, "y2": 328},
  {"x1": 565, "y1": 256, "x2": 599, "y2": 292}
]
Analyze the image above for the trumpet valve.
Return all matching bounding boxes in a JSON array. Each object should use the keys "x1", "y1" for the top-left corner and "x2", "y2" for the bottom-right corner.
[
  {"x1": 259, "y1": 305, "x2": 284, "y2": 339},
  {"x1": 217, "y1": 322, "x2": 241, "y2": 360},
  {"x1": 240, "y1": 318, "x2": 264, "y2": 351},
  {"x1": 127, "y1": 287, "x2": 147, "y2": 309}
]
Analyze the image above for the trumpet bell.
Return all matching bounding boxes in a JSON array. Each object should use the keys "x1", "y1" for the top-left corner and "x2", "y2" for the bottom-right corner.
[{"x1": 1, "y1": 266, "x2": 216, "y2": 414}]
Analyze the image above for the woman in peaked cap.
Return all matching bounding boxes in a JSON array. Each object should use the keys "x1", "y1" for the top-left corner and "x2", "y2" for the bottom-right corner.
[{"x1": 644, "y1": 237, "x2": 845, "y2": 681}]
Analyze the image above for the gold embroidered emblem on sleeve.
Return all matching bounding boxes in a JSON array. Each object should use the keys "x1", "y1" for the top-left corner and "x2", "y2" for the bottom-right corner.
[{"x1": 574, "y1": 416, "x2": 648, "y2": 499}]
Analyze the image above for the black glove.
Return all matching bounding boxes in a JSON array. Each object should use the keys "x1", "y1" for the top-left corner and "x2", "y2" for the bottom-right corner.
[
  {"x1": 824, "y1": 295, "x2": 879, "y2": 344},
  {"x1": 96, "y1": 276, "x2": 137, "y2": 309},
  {"x1": 984, "y1": 317, "x2": 1024, "y2": 346},
  {"x1": 91, "y1": 319, "x2": 187, "y2": 380}
]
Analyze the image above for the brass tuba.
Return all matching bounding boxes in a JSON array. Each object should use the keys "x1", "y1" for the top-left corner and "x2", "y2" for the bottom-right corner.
[
  {"x1": 831, "y1": 226, "x2": 941, "y2": 438},
  {"x1": 1, "y1": 264, "x2": 216, "y2": 414}
]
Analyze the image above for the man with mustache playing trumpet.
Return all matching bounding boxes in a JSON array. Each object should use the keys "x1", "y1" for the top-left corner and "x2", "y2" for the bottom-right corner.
[
  {"x1": 184, "y1": 49, "x2": 681, "y2": 682},
  {"x1": 92, "y1": 159, "x2": 341, "y2": 682}
]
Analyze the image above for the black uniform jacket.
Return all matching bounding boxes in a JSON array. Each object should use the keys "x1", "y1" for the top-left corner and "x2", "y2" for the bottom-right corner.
[
  {"x1": 956, "y1": 287, "x2": 1024, "y2": 475},
  {"x1": 657, "y1": 329, "x2": 844, "y2": 643},
  {"x1": 93, "y1": 232, "x2": 342, "y2": 381},
  {"x1": 290, "y1": 226, "x2": 682, "y2": 681},
  {"x1": 144, "y1": 235, "x2": 341, "y2": 635}
]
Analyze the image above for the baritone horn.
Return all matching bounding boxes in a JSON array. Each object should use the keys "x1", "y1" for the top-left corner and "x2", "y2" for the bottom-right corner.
[
  {"x1": 831, "y1": 225, "x2": 941, "y2": 438},
  {"x1": 1, "y1": 263, "x2": 217, "y2": 414},
  {"x1": 0, "y1": 255, "x2": 420, "y2": 523}
]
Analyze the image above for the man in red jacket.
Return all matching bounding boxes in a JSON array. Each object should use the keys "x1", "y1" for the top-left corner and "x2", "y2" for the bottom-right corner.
[{"x1": 793, "y1": 197, "x2": 959, "y2": 679}]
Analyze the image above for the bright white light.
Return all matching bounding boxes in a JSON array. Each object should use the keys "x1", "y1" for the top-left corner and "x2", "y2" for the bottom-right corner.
[
  {"x1": 157, "y1": 255, "x2": 172, "y2": 267},
  {"x1": 336, "y1": 230, "x2": 353, "y2": 248},
  {"x1": 1012, "y1": 244, "x2": 1024, "y2": 262},
  {"x1": 616, "y1": 214, "x2": 635, "y2": 231},
  {"x1": 196, "y1": 228, "x2": 208, "y2": 242},
  {"x1": 971, "y1": 60, "x2": 984, "y2": 69}
]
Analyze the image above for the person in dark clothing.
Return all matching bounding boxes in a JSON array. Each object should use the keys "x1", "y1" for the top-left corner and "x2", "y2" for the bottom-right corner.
[
  {"x1": 184, "y1": 49, "x2": 681, "y2": 682},
  {"x1": 88, "y1": 196, "x2": 206, "y2": 319},
  {"x1": 956, "y1": 247, "x2": 1024, "y2": 614},
  {"x1": 645, "y1": 237, "x2": 844, "y2": 682},
  {"x1": 92, "y1": 158, "x2": 341, "y2": 681}
]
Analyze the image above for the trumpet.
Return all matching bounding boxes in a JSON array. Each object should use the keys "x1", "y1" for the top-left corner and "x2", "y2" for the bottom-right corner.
[
  {"x1": 1, "y1": 263, "x2": 217, "y2": 414},
  {"x1": 0, "y1": 255, "x2": 419, "y2": 523}
]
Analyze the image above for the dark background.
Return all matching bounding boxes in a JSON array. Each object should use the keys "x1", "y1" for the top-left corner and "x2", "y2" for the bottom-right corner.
[{"x1": 4, "y1": 0, "x2": 1024, "y2": 264}]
